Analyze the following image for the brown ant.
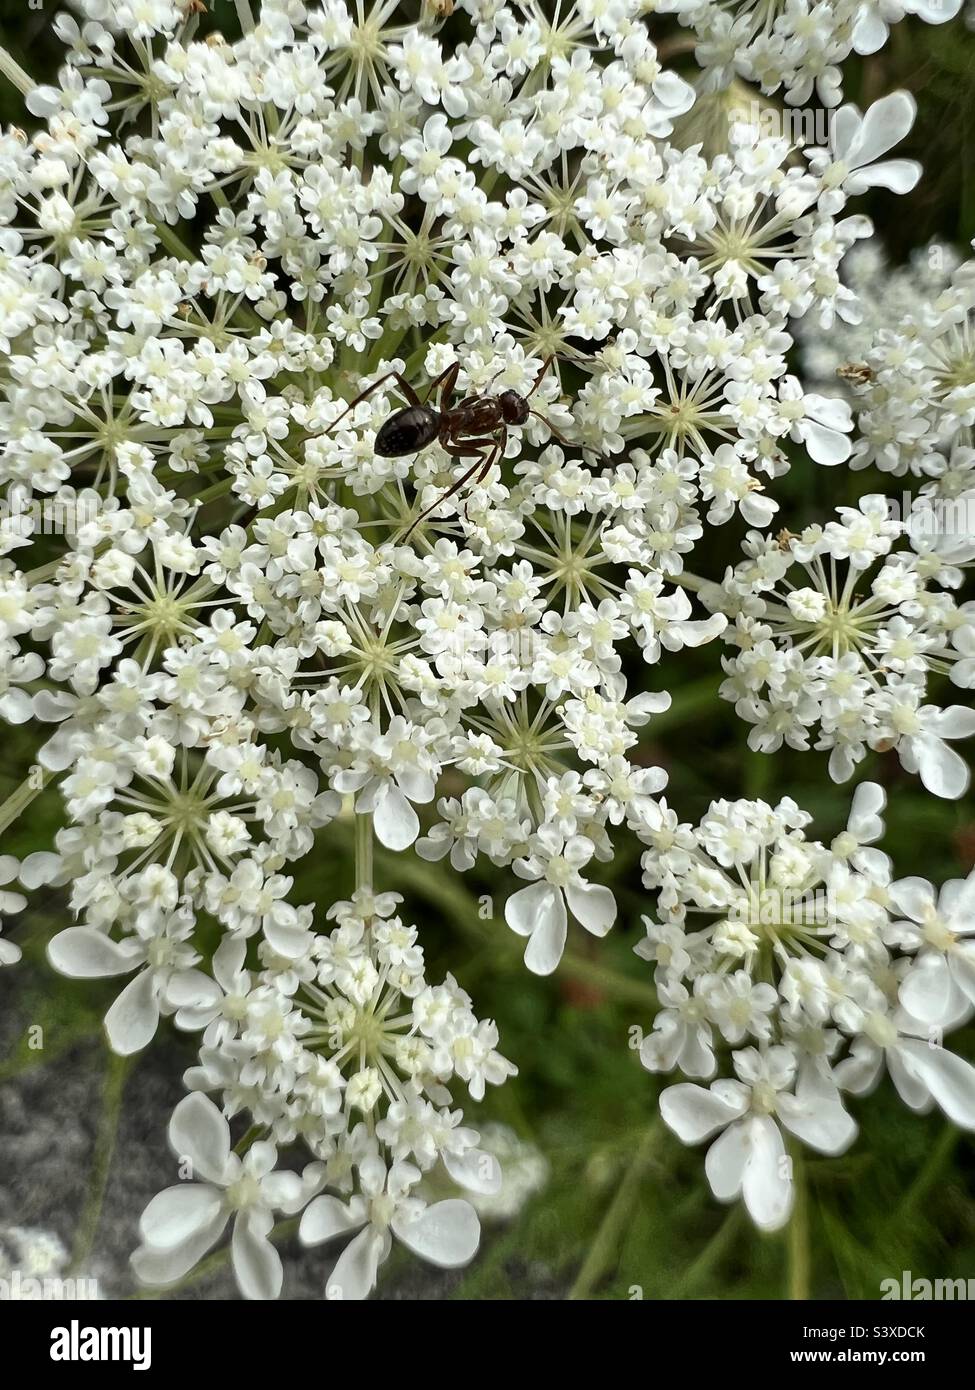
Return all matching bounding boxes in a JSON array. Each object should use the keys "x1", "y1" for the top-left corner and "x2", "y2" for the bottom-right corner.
[{"x1": 319, "y1": 356, "x2": 565, "y2": 537}]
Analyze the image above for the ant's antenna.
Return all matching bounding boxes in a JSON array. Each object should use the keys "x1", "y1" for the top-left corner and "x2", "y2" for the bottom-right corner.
[
  {"x1": 528, "y1": 408, "x2": 569, "y2": 445},
  {"x1": 526, "y1": 354, "x2": 556, "y2": 399},
  {"x1": 523, "y1": 358, "x2": 567, "y2": 443}
]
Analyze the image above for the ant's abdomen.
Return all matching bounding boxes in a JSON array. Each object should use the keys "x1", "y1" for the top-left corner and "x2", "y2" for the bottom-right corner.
[{"x1": 374, "y1": 406, "x2": 441, "y2": 457}]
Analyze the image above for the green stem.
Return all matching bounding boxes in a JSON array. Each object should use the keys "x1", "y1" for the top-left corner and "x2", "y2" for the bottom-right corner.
[
  {"x1": 23, "y1": 558, "x2": 63, "y2": 584},
  {"x1": 233, "y1": 1123, "x2": 264, "y2": 1156},
  {"x1": 568, "y1": 1125, "x2": 657, "y2": 1299},
  {"x1": 355, "y1": 811, "x2": 373, "y2": 894},
  {"x1": 70, "y1": 1053, "x2": 131, "y2": 1275},
  {"x1": 647, "y1": 675, "x2": 722, "y2": 736},
  {"x1": 670, "y1": 1206, "x2": 742, "y2": 1298},
  {"x1": 194, "y1": 475, "x2": 238, "y2": 507},
  {"x1": 671, "y1": 569, "x2": 707, "y2": 593},
  {"x1": 788, "y1": 1149, "x2": 811, "y2": 1301},
  {"x1": 0, "y1": 766, "x2": 53, "y2": 836},
  {"x1": 0, "y1": 44, "x2": 34, "y2": 96},
  {"x1": 152, "y1": 221, "x2": 200, "y2": 263},
  {"x1": 373, "y1": 841, "x2": 658, "y2": 1005},
  {"x1": 561, "y1": 951, "x2": 658, "y2": 1008},
  {"x1": 894, "y1": 1124, "x2": 959, "y2": 1225}
]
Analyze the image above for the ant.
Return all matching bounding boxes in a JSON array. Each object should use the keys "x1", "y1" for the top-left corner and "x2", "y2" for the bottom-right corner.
[{"x1": 319, "y1": 356, "x2": 565, "y2": 537}]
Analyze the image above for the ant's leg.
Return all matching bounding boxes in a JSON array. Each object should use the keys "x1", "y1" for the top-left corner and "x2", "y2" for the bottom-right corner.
[
  {"x1": 470, "y1": 426, "x2": 506, "y2": 486},
  {"x1": 320, "y1": 371, "x2": 421, "y2": 436},
  {"x1": 443, "y1": 433, "x2": 504, "y2": 484},
  {"x1": 463, "y1": 432, "x2": 506, "y2": 521},
  {"x1": 424, "y1": 361, "x2": 460, "y2": 411},
  {"x1": 402, "y1": 436, "x2": 500, "y2": 539}
]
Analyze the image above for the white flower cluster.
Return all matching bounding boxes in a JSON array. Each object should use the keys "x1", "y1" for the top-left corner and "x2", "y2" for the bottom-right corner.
[
  {"x1": 706, "y1": 494, "x2": 975, "y2": 795},
  {"x1": 0, "y1": 1224, "x2": 101, "y2": 1299},
  {"x1": 637, "y1": 782, "x2": 975, "y2": 1231},
  {"x1": 800, "y1": 239, "x2": 975, "y2": 491},
  {"x1": 798, "y1": 239, "x2": 961, "y2": 393},
  {"x1": 657, "y1": 0, "x2": 961, "y2": 107},
  {"x1": 127, "y1": 889, "x2": 515, "y2": 1300},
  {"x1": 0, "y1": 0, "x2": 971, "y2": 1290}
]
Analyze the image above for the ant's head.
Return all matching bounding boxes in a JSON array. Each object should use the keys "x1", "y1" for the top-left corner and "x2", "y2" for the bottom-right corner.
[{"x1": 498, "y1": 389, "x2": 530, "y2": 426}]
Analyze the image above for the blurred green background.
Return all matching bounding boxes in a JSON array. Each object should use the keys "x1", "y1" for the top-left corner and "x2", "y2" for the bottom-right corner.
[{"x1": 0, "y1": 2, "x2": 974, "y2": 1300}]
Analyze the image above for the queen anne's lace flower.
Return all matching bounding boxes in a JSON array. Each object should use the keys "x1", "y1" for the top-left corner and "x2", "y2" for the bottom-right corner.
[
  {"x1": 657, "y1": 0, "x2": 961, "y2": 107},
  {"x1": 802, "y1": 240, "x2": 975, "y2": 487},
  {"x1": 635, "y1": 783, "x2": 975, "y2": 1230},
  {"x1": 705, "y1": 495, "x2": 975, "y2": 795},
  {"x1": 0, "y1": 0, "x2": 969, "y2": 1292}
]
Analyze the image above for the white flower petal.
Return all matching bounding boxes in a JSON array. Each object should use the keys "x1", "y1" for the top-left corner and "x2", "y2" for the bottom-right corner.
[
  {"x1": 0, "y1": 939, "x2": 22, "y2": 966},
  {"x1": 778, "y1": 1079, "x2": 857, "y2": 1156},
  {"x1": 889, "y1": 876, "x2": 936, "y2": 923},
  {"x1": 326, "y1": 1225, "x2": 384, "y2": 1301},
  {"x1": 372, "y1": 783, "x2": 419, "y2": 851},
  {"x1": 848, "y1": 159, "x2": 921, "y2": 196},
  {"x1": 523, "y1": 891, "x2": 568, "y2": 977},
  {"x1": 392, "y1": 1199, "x2": 480, "y2": 1268},
  {"x1": 888, "y1": 1045, "x2": 934, "y2": 1113},
  {"x1": 504, "y1": 879, "x2": 554, "y2": 938},
  {"x1": 899, "y1": 955, "x2": 956, "y2": 1025},
  {"x1": 262, "y1": 915, "x2": 313, "y2": 959},
  {"x1": 18, "y1": 851, "x2": 61, "y2": 889},
  {"x1": 232, "y1": 1209, "x2": 282, "y2": 1301},
  {"x1": 704, "y1": 1119, "x2": 748, "y2": 1202},
  {"x1": 139, "y1": 1184, "x2": 224, "y2": 1252},
  {"x1": 850, "y1": 91, "x2": 917, "y2": 168},
  {"x1": 950, "y1": 944, "x2": 975, "y2": 1006},
  {"x1": 47, "y1": 927, "x2": 140, "y2": 978},
  {"x1": 443, "y1": 1148, "x2": 502, "y2": 1196},
  {"x1": 849, "y1": 781, "x2": 885, "y2": 840},
  {"x1": 299, "y1": 1195, "x2": 365, "y2": 1247},
  {"x1": 168, "y1": 1092, "x2": 233, "y2": 1185},
  {"x1": 564, "y1": 879, "x2": 615, "y2": 937},
  {"x1": 104, "y1": 969, "x2": 159, "y2": 1055},
  {"x1": 130, "y1": 1211, "x2": 228, "y2": 1288},
  {"x1": 912, "y1": 733, "x2": 970, "y2": 800},
  {"x1": 741, "y1": 1117, "x2": 792, "y2": 1232},
  {"x1": 659, "y1": 1082, "x2": 748, "y2": 1144},
  {"x1": 898, "y1": 1038, "x2": 975, "y2": 1129}
]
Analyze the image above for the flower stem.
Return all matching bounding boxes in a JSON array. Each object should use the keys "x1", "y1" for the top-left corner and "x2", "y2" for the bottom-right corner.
[
  {"x1": 0, "y1": 766, "x2": 52, "y2": 837},
  {"x1": 670, "y1": 1206, "x2": 742, "y2": 1298},
  {"x1": 0, "y1": 44, "x2": 34, "y2": 96},
  {"x1": 355, "y1": 811, "x2": 373, "y2": 894},
  {"x1": 233, "y1": 1123, "x2": 264, "y2": 1155},
  {"x1": 894, "y1": 1124, "x2": 959, "y2": 1225},
  {"x1": 568, "y1": 1125, "x2": 657, "y2": 1299},
  {"x1": 670, "y1": 570, "x2": 710, "y2": 594},
  {"x1": 376, "y1": 842, "x2": 659, "y2": 1005},
  {"x1": 788, "y1": 1149, "x2": 811, "y2": 1300},
  {"x1": 647, "y1": 675, "x2": 721, "y2": 735},
  {"x1": 69, "y1": 1052, "x2": 130, "y2": 1276}
]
